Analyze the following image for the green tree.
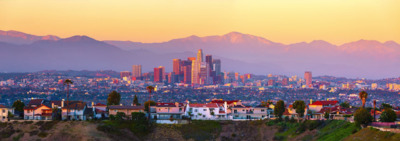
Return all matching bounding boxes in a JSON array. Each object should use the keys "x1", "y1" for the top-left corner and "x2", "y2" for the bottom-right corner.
[
  {"x1": 64, "y1": 79, "x2": 73, "y2": 120},
  {"x1": 115, "y1": 112, "x2": 126, "y2": 120},
  {"x1": 359, "y1": 91, "x2": 368, "y2": 108},
  {"x1": 324, "y1": 111, "x2": 330, "y2": 119},
  {"x1": 354, "y1": 108, "x2": 373, "y2": 127},
  {"x1": 133, "y1": 95, "x2": 140, "y2": 106},
  {"x1": 293, "y1": 100, "x2": 306, "y2": 121},
  {"x1": 12, "y1": 100, "x2": 25, "y2": 117},
  {"x1": 144, "y1": 100, "x2": 156, "y2": 113},
  {"x1": 340, "y1": 102, "x2": 350, "y2": 108},
  {"x1": 381, "y1": 103, "x2": 392, "y2": 110},
  {"x1": 107, "y1": 91, "x2": 121, "y2": 105},
  {"x1": 379, "y1": 108, "x2": 396, "y2": 122},
  {"x1": 52, "y1": 107, "x2": 61, "y2": 120},
  {"x1": 274, "y1": 100, "x2": 285, "y2": 120},
  {"x1": 131, "y1": 112, "x2": 147, "y2": 123}
]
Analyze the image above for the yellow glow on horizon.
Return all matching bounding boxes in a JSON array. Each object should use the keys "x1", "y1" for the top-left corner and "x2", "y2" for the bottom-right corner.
[{"x1": 0, "y1": 0, "x2": 399, "y2": 45}]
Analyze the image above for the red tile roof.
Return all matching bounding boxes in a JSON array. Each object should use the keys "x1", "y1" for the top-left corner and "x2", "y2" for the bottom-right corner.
[
  {"x1": 309, "y1": 100, "x2": 338, "y2": 106},
  {"x1": 0, "y1": 104, "x2": 7, "y2": 108},
  {"x1": 155, "y1": 103, "x2": 184, "y2": 107},
  {"x1": 210, "y1": 100, "x2": 240, "y2": 105},
  {"x1": 94, "y1": 103, "x2": 106, "y2": 106},
  {"x1": 28, "y1": 99, "x2": 44, "y2": 106},
  {"x1": 189, "y1": 103, "x2": 219, "y2": 108},
  {"x1": 108, "y1": 105, "x2": 144, "y2": 110}
]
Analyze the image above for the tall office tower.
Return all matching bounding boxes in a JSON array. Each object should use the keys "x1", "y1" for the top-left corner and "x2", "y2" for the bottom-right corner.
[
  {"x1": 191, "y1": 60, "x2": 200, "y2": 84},
  {"x1": 120, "y1": 71, "x2": 131, "y2": 79},
  {"x1": 235, "y1": 72, "x2": 239, "y2": 81},
  {"x1": 205, "y1": 55, "x2": 213, "y2": 72},
  {"x1": 173, "y1": 59, "x2": 181, "y2": 75},
  {"x1": 268, "y1": 79, "x2": 275, "y2": 86},
  {"x1": 212, "y1": 59, "x2": 221, "y2": 75},
  {"x1": 183, "y1": 65, "x2": 192, "y2": 84},
  {"x1": 240, "y1": 75, "x2": 247, "y2": 84},
  {"x1": 197, "y1": 49, "x2": 203, "y2": 62},
  {"x1": 304, "y1": 71, "x2": 312, "y2": 87},
  {"x1": 132, "y1": 65, "x2": 142, "y2": 77},
  {"x1": 199, "y1": 62, "x2": 210, "y2": 85},
  {"x1": 154, "y1": 66, "x2": 165, "y2": 82},
  {"x1": 282, "y1": 78, "x2": 289, "y2": 86},
  {"x1": 167, "y1": 72, "x2": 175, "y2": 84}
]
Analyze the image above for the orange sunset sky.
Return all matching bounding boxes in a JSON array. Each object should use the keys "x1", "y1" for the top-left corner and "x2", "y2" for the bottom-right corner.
[{"x1": 0, "y1": 0, "x2": 399, "y2": 45}]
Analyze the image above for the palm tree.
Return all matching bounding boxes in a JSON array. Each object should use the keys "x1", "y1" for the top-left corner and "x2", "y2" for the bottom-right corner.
[
  {"x1": 64, "y1": 79, "x2": 73, "y2": 120},
  {"x1": 359, "y1": 91, "x2": 368, "y2": 108},
  {"x1": 146, "y1": 85, "x2": 155, "y2": 122}
]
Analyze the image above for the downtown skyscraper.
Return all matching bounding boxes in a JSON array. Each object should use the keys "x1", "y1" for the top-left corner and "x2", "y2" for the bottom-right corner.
[
  {"x1": 304, "y1": 71, "x2": 312, "y2": 88},
  {"x1": 132, "y1": 65, "x2": 142, "y2": 78}
]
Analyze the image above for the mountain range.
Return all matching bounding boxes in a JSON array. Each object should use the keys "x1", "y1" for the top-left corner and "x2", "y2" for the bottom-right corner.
[{"x1": 0, "y1": 30, "x2": 399, "y2": 79}]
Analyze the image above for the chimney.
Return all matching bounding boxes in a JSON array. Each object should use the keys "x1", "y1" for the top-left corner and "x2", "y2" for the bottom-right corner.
[
  {"x1": 92, "y1": 102, "x2": 94, "y2": 107},
  {"x1": 120, "y1": 103, "x2": 123, "y2": 106},
  {"x1": 62, "y1": 99, "x2": 65, "y2": 107},
  {"x1": 52, "y1": 102, "x2": 54, "y2": 108},
  {"x1": 175, "y1": 102, "x2": 179, "y2": 107},
  {"x1": 310, "y1": 99, "x2": 313, "y2": 104},
  {"x1": 224, "y1": 101, "x2": 227, "y2": 114}
]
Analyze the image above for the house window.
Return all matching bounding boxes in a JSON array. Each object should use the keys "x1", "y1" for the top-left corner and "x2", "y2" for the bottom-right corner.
[
  {"x1": 261, "y1": 109, "x2": 265, "y2": 112},
  {"x1": 242, "y1": 109, "x2": 245, "y2": 111},
  {"x1": 2, "y1": 110, "x2": 5, "y2": 113},
  {"x1": 194, "y1": 109, "x2": 198, "y2": 112},
  {"x1": 234, "y1": 110, "x2": 237, "y2": 113},
  {"x1": 114, "y1": 110, "x2": 117, "y2": 112},
  {"x1": 203, "y1": 109, "x2": 207, "y2": 111},
  {"x1": 179, "y1": 108, "x2": 182, "y2": 112},
  {"x1": 203, "y1": 115, "x2": 205, "y2": 118}
]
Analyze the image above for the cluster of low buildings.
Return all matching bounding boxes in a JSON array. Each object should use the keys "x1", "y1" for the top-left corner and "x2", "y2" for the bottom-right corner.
[{"x1": 1, "y1": 98, "x2": 399, "y2": 124}]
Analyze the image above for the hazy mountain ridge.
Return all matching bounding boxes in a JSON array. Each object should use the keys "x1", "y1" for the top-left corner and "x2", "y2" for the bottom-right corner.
[
  {"x1": 0, "y1": 30, "x2": 399, "y2": 78},
  {"x1": 0, "y1": 30, "x2": 60, "y2": 45}
]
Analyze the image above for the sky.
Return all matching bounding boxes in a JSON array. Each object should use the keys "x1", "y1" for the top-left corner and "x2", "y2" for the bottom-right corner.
[{"x1": 0, "y1": 0, "x2": 399, "y2": 45}]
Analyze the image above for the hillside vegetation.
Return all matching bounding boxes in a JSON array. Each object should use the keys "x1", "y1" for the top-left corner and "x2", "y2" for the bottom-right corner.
[{"x1": 1, "y1": 120, "x2": 400, "y2": 141}]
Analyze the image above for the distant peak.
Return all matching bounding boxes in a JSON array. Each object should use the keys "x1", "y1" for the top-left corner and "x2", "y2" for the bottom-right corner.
[
  {"x1": 61, "y1": 35, "x2": 96, "y2": 42},
  {"x1": 225, "y1": 31, "x2": 245, "y2": 36}
]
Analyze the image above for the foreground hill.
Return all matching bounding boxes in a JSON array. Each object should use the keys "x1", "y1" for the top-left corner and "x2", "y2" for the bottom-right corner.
[{"x1": 3, "y1": 120, "x2": 399, "y2": 141}]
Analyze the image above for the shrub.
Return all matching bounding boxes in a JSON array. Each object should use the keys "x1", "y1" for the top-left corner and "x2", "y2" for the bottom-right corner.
[
  {"x1": 109, "y1": 115, "x2": 115, "y2": 120},
  {"x1": 284, "y1": 116, "x2": 290, "y2": 122},
  {"x1": 38, "y1": 132, "x2": 48, "y2": 138},
  {"x1": 354, "y1": 108, "x2": 373, "y2": 127},
  {"x1": 29, "y1": 130, "x2": 39, "y2": 136},
  {"x1": 115, "y1": 112, "x2": 126, "y2": 120},
  {"x1": 379, "y1": 108, "x2": 397, "y2": 122}
]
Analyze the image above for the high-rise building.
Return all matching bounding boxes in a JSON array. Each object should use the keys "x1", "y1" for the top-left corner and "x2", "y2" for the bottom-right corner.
[
  {"x1": 132, "y1": 65, "x2": 142, "y2": 77},
  {"x1": 282, "y1": 78, "x2": 289, "y2": 86},
  {"x1": 268, "y1": 79, "x2": 275, "y2": 86},
  {"x1": 199, "y1": 62, "x2": 210, "y2": 85},
  {"x1": 120, "y1": 71, "x2": 131, "y2": 79},
  {"x1": 205, "y1": 55, "x2": 213, "y2": 72},
  {"x1": 173, "y1": 59, "x2": 181, "y2": 75},
  {"x1": 371, "y1": 83, "x2": 378, "y2": 89},
  {"x1": 183, "y1": 65, "x2": 192, "y2": 84},
  {"x1": 197, "y1": 49, "x2": 203, "y2": 62},
  {"x1": 304, "y1": 71, "x2": 312, "y2": 88},
  {"x1": 191, "y1": 60, "x2": 200, "y2": 84},
  {"x1": 212, "y1": 59, "x2": 221, "y2": 75},
  {"x1": 154, "y1": 66, "x2": 165, "y2": 83}
]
